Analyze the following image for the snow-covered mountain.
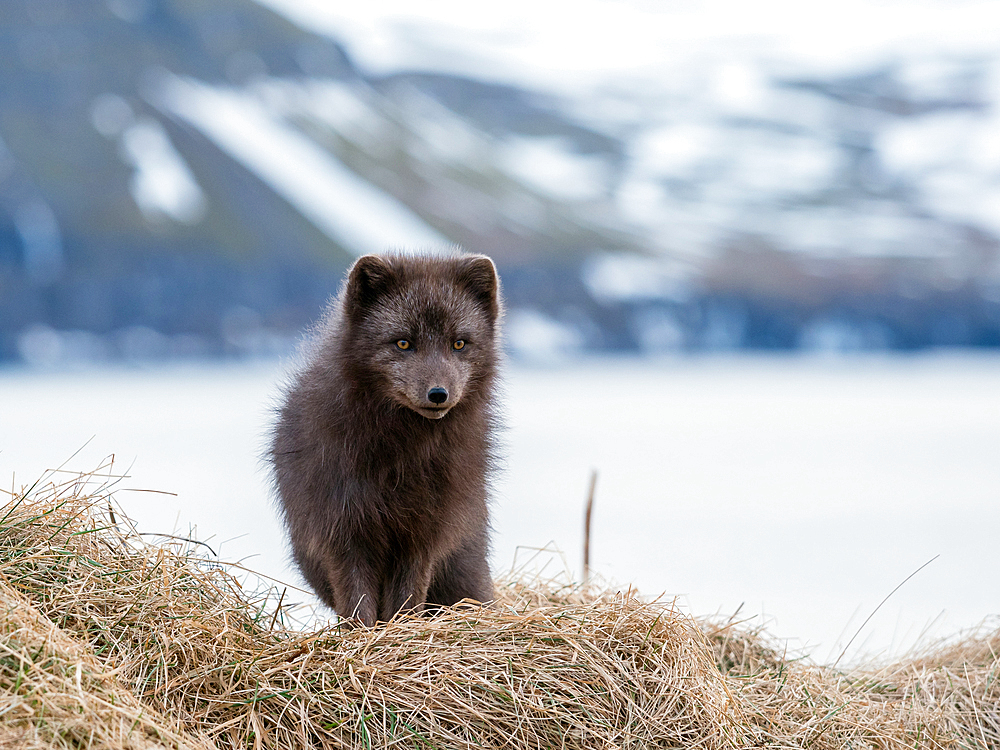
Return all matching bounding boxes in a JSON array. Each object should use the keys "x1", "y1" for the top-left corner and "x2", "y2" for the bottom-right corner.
[{"x1": 2, "y1": 0, "x2": 999, "y2": 362}]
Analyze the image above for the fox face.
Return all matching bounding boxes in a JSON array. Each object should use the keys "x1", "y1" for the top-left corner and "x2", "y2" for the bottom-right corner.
[{"x1": 342, "y1": 253, "x2": 501, "y2": 420}]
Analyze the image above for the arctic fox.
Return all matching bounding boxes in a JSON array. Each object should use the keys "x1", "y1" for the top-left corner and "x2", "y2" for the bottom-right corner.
[{"x1": 270, "y1": 252, "x2": 501, "y2": 626}]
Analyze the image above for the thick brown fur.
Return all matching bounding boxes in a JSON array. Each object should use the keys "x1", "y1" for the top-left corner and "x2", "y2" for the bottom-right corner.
[{"x1": 270, "y1": 252, "x2": 502, "y2": 626}]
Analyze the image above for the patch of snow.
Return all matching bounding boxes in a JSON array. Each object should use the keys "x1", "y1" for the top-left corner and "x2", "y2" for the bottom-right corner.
[
  {"x1": 253, "y1": 0, "x2": 1000, "y2": 96},
  {"x1": 630, "y1": 123, "x2": 838, "y2": 200},
  {"x1": 614, "y1": 177, "x2": 666, "y2": 225},
  {"x1": 120, "y1": 117, "x2": 207, "y2": 225},
  {"x1": 876, "y1": 108, "x2": 1000, "y2": 235},
  {"x1": 154, "y1": 74, "x2": 449, "y2": 255},
  {"x1": 504, "y1": 308, "x2": 584, "y2": 362},
  {"x1": 731, "y1": 133, "x2": 840, "y2": 196},
  {"x1": 771, "y1": 205, "x2": 960, "y2": 258},
  {"x1": 630, "y1": 123, "x2": 717, "y2": 176},
  {"x1": 843, "y1": 205, "x2": 937, "y2": 256},
  {"x1": 896, "y1": 56, "x2": 979, "y2": 102},
  {"x1": 612, "y1": 177, "x2": 732, "y2": 256},
  {"x1": 712, "y1": 61, "x2": 769, "y2": 116},
  {"x1": 921, "y1": 172, "x2": 1000, "y2": 236},
  {"x1": 770, "y1": 208, "x2": 856, "y2": 254},
  {"x1": 879, "y1": 111, "x2": 989, "y2": 175},
  {"x1": 582, "y1": 253, "x2": 691, "y2": 303},
  {"x1": 393, "y1": 86, "x2": 492, "y2": 167},
  {"x1": 251, "y1": 0, "x2": 1000, "y2": 253},
  {"x1": 255, "y1": 78, "x2": 390, "y2": 153},
  {"x1": 769, "y1": 87, "x2": 836, "y2": 135},
  {"x1": 498, "y1": 136, "x2": 610, "y2": 201},
  {"x1": 89, "y1": 93, "x2": 134, "y2": 138}
]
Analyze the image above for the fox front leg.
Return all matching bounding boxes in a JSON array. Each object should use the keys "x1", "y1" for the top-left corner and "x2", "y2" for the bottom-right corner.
[{"x1": 378, "y1": 558, "x2": 433, "y2": 622}]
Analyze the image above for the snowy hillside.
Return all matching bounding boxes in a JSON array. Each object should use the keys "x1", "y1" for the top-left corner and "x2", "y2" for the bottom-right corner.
[
  {"x1": 2, "y1": 0, "x2": 1000, "y2": 362},
  {"x1": 254, "y1": 0, "x2": 1000, "y2": 350}
]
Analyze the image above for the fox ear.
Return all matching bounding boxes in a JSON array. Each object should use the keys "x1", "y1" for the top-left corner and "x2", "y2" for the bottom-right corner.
[
  {"x1": 457, "y1": 255, "x2": 500, "y2": 320},
  {"x1": 345, "y1": 255, "x2": 397, "y2": 316}
]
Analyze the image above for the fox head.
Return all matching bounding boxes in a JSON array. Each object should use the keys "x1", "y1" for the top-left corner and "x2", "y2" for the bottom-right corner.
[{"x1": 341, "y1": 253, "x2": 501, "y2": 419}]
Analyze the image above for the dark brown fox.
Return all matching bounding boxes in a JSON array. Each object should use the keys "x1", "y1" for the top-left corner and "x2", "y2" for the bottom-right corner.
[{"x1": 270, "y1": 252, "x2": 501, "y2": 626}]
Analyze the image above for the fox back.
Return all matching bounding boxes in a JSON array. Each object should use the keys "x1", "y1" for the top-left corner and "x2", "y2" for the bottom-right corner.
[{"x1": 270, "y1": 252, "x2": 502, "y2": 625}]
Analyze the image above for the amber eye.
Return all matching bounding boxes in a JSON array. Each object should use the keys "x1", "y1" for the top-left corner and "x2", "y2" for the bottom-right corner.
[
  {"x1": 453, "y1": 339, "x2": 465, "y2": 351},
  {"x1": 396, "y1": 339, "x2": 410, "y2": 350}
]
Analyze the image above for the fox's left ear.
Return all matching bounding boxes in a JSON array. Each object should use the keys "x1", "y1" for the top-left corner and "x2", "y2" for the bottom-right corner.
[{"x1": 457, "y1": 255, "x2": 500, "y2": 320}]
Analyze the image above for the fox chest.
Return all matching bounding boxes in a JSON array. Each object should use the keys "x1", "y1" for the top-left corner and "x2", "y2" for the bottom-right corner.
[{"x1": 341, "y1": 452, "x2": 480, "y2": 544}]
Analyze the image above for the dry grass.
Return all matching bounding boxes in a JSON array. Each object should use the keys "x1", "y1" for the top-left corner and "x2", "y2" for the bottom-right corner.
[{"x1": 0, "y1": 469, "x2": 997, "y2": 749}]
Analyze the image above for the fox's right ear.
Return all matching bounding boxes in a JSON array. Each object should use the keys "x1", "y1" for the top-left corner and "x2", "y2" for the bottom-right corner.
[
  {"x1": 456, "y1": 255, "x2": 500, "y2": 321},
  {"x1": 345, "y1": 255, "x2": 397, "y2": 317}
]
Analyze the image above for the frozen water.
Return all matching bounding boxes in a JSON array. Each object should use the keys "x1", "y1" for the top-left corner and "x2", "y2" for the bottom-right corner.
[{"x1": 2, "y1": 354, "x2": 998, "y2": 664}]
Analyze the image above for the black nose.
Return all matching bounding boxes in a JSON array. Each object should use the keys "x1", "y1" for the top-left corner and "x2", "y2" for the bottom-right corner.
[{"x1": 427, "y1": 387, "x2": 448, "y2": 404}]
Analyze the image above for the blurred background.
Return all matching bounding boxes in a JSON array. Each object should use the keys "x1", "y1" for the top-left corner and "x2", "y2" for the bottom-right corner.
[{"x1": 1, "y1": 0, "x2": 998, "y2": 663}]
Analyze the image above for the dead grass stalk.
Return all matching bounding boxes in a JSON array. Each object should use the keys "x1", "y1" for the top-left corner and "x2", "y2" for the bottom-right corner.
[{"x1": 0, "y1": 470, "x2": 996, "y2": 749}]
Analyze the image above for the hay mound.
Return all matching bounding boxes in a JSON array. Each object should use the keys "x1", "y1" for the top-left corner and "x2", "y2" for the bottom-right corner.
[{"x1": 0, "y1": 472, "x2": 996, "y2": 749}]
